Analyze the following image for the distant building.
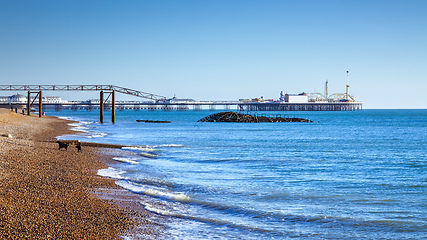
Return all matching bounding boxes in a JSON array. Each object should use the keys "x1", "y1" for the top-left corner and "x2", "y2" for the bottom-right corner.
[
  {"x1": 0, "y1": 94, "x2": 68, "y2": 104},
  {"x1": 32, "y1": 96, "x2": 69, "y2": 104},
  {"x1": 164, "y1": 96, "x2": 195, "y2": 104},
  {"x1": 0, "y1": 93, "x2": 27, "y2": 103},
  {"x1": 284, "y1": 93, "x2": 308, "y2": 103},
  {"x1": 42, "y1": 96, "x2": 68, "y2": 104}
]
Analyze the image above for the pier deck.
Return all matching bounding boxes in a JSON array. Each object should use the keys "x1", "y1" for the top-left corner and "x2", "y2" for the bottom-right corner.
[{"x1": 1, "y1": 101, "x2": 362, "y2": 111}]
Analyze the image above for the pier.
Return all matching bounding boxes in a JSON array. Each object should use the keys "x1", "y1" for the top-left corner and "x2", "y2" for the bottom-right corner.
[
  {"x1": 36, "y1": 101, "x2": 362, "y2": 112},
  {"x1": 237, "y1": 102, "x2": 362, "y2": 111},
  {"x1": 0, "y1": 85, "x2": 362, "y2": 123}
]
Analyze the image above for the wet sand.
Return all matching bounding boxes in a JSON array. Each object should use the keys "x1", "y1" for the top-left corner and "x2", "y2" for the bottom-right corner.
[{"x1": 0, "y1": 108, "x2": 163, "y2": 239}]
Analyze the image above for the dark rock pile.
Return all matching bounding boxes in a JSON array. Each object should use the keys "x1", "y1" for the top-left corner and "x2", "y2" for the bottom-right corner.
[{"x1": 198, "y1": 112, "x2": 313, "y2": 123}]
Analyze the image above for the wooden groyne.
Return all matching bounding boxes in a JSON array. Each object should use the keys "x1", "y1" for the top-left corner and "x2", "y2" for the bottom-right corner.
[
  {"x1": 198, "y1": 112, "x2": 313, "y2": 123},
  {"x1": 136, "y1": 119, "x2": 171, "y2": 123},
  {"x1": 49, "y1": 140, "x2": 132, "y2": 149}
]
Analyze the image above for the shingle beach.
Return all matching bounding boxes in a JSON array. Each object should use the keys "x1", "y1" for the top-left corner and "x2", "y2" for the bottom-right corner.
[{"x1": 0, "y1": 108, "x2": 162, "y2": 239}]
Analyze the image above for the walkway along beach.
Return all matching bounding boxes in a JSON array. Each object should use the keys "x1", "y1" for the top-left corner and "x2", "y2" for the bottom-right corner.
[{"x1": 0, "y1": 108, "x2": 162, "y2": 239}]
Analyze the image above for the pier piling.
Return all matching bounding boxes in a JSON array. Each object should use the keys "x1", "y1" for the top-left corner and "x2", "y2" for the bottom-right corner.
[
  {"x1": 26, "y1": 90, "x2": 43, "y2": 117},
  {"x1": 39, "y1": 91, "x2": 42, "y2": 118},
  {"x1": 100, "y1": 91, "x2": 104, "y2": 123},
  {"x1": 112, "y1": 90, "x2": 115, "y2": 123},
  {"x1": 27, "y1": 91, "x2": 31, "y2": 116}
]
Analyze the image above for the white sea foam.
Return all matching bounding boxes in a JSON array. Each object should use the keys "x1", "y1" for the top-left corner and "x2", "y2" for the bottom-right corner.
[
  {"x1": 142, "y1": 202, "x2": 176, "y2": 216},
  {"x1": 97, "y1": 167, "x2": 126, "y2": 179},
  {"x1": 151, "y1": 144, "x2": 184, "y2": 148},
  {"x1": 58, "y1": 116, "x2": 73, "y2": 121},
  {"x1": 112, "y1": 157, "x2": 140, "y2": 164},
  {"x1": 59, "y1": 118, "x2": 100, "y2": 138},
  {"x1": 66, "y1": 122, "x2": 88, "y2": 132},
  {"x1": 121, "y1": 146, "x2": 160, "y2": 152},
  {"x1": 143, "y1": 148, "x2": 160, "y2": 152},
  {"x1": 86, "y1": 132, "x2": 107, "y2": 138},
  {"x1": 122, "y1": 146, "x2": 141, "y2": 150},
  {"x1": 116, "y1": 180, "x2": 191, "y2": 202}
]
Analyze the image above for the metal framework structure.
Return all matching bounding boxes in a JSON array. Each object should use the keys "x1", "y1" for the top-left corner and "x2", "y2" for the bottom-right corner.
[
  {"x1": 307, "y1": 92, "x2": 357, "y2": 102},
  {"x1": 0, "y1": 85, "x2": 166, "y2": 101},
  {"x1": 0, "y1": 84, "x2": 166, "y2": 123}
]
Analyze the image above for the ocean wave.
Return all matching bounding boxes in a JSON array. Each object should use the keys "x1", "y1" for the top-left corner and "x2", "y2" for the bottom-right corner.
[
  {"x1": 151, "y1": 144, "x2": 185, "y2": 148},
  {"x1": 57, "y1": 116, "x2": 73, "y2": 121},
  {"x1": 140, "y1": 152, "x2": 159, "y2": 158},
  {"x1": 112, "y1": 157, "x2": 140, "y2": 164},
  {"x1": 116, "y1": 180, "x2": 191, "y2": 202},
  {"x1": 86, "y1": 132, "x2": 107, "y2": 138},
  {"x1": 142, "y1": 202, "x2": 178, "y2": 216},
  {"x1": 140, "y1": 202, "x2": 278, "y2": 235},
  {"x1": 68, "y1": 121, "x2": 93, "y2": 126},
  {"x1": 71, "y1": 125, "x2": 90, "y2": 131},
  {"x1": 129, "y1": 177, "x2": 175, "y2": 188},
  {"x1": 97, "y1": 167, "x2": 126, "y2": 179},
  {"x1": 57, "y1": 117, "x2": 106, "y2": 140},
  {"x1": 67, "y1": 122, "x2": 89, "y2": 132},
  {"x1": 120, "y1": 147, "x2": 160, "y2": 158},
  {"x1": 121, "y1": 146, "x2": 160, "y2": 152}
]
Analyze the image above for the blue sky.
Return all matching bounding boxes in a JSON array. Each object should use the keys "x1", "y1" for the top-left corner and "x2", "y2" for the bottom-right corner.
[{"x1": 1, "y1": 0, "x2": 426, "y2": 108}]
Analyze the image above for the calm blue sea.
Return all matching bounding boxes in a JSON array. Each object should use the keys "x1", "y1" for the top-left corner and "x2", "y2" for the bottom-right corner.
[{"x1": 47, "y1": 109, "x2": 427, "y2": 239}]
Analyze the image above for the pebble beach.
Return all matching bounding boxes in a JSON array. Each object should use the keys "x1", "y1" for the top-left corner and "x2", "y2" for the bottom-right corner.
[{"x1": 0, "y1": 108, "x2": 161, "y2": 239}]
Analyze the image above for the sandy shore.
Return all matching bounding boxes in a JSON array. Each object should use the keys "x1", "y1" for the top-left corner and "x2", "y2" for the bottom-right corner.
[{"x1": 0, "y1": 108, "x2": 163, "y2": 239}]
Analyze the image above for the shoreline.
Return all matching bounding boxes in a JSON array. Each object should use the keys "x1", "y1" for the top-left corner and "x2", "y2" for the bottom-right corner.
[{"x1": 0, "y1": 108, "x2": 164, "y2": 239}]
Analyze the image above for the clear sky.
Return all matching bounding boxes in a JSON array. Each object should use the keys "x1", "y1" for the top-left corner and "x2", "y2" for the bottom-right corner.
[{"x1": 1, "y1": 0, "x2": 426, "y2": 108}]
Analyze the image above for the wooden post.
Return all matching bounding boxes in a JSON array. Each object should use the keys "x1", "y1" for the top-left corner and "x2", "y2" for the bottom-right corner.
[
  {"x1": 100, "y1": 91, "x2": 104, "y2": 123},
  {"x1": 39, "y1": 91, "x2": 43, "y2": 118},
  {"x1": 112, "y1": 90, "x2": 115, "y2": 123},
  {"x1": 27, "y1": 91, "x2": 31, "y2": 116}
]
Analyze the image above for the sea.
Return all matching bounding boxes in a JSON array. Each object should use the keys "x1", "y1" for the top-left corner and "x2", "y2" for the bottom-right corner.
[{"x1": 46, "y1": 109, "x2": 427, "y2": 239}]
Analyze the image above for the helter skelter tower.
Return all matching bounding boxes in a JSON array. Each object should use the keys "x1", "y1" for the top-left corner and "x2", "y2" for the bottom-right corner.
[
  {"x1": 325, "y1": 80, "x2": 329, "y2": 100},
  {"x1": 346, "y1": 71, "x2": 350, "y2": 100}
]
